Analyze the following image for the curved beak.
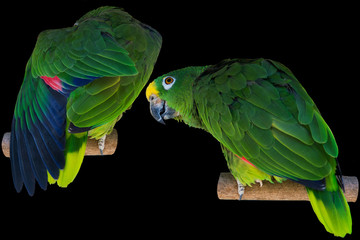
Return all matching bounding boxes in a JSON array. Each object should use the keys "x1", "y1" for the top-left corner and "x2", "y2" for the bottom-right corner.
[{"x1": 149, "y1": 94, "x2": 179, "y2": 124}]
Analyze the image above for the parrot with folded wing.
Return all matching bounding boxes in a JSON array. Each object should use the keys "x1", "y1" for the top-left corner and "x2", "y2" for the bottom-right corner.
[
  {"x1": 145, "y1": 58, "x2": 351, "y2": 237},
  {"x1": 10, "y1": 6, "x2": 162, "y2": 195}
]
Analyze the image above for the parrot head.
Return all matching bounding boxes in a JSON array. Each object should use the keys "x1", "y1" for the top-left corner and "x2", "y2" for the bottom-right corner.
[{"x1": 146, "y1": 66, "x2": 206, "y2": 124}]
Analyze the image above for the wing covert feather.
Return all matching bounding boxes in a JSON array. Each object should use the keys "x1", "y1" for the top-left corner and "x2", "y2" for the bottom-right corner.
[
  {"x1": 10, "y1": 7, "x2": 162, "y2": 195},
  {"x1": 194, "y1": 59, "x2": 335, "y2": 184}
]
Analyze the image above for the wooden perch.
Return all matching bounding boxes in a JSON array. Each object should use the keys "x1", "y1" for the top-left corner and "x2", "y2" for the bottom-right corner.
[
  {"x1": 217, "y1": 172, "x2": 358, "y2": 202},
  {"x1": 1, "y1": 129, "x2": 118, "y2": 158}
]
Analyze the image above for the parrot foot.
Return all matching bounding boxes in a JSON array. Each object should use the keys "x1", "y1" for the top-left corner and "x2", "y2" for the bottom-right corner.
[
  {"x1": 98, "y1": 135, "x2": 106, "y2": 155},
  {"x1": 255, "y1": 179, "x2": 263, "y2": 187},
  {"x1": 236, "y1": 179, "x2": 245, "y2": 200}
]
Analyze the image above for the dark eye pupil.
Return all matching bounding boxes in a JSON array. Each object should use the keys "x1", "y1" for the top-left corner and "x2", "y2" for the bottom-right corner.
[{"x1": 166, "y1": 77, "x2": 173, "y2": 84}]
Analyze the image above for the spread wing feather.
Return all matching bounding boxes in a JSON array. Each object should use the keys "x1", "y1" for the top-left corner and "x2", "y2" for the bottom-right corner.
[{"x1": 10, "y1": 19, "x2": 139, "y2": 195}]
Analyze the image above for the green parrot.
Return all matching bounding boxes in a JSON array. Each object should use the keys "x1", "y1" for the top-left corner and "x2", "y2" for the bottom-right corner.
[
  {"x1": 10, "y1": 6, "x2": 162, "y2": 195},
  {"x1": 146, "y1": 58, "x2": 352, "y2": 237}
]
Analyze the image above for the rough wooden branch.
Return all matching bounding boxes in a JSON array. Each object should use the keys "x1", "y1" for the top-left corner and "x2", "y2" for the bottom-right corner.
[
  {"x1": 217, "y1": 172, "x2": 358, "y2": 202},
  {"x1": 1, "y1": 130, "x2": 118, "y2": 158}
]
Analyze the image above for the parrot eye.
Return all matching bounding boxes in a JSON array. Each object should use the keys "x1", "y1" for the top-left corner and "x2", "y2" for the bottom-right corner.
[{"x1": 162, "y1": 76, "x2": 176, "y2": 90}]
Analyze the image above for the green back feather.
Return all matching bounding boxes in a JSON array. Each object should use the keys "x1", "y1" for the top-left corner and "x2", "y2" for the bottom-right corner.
[{"x1": 153, "y1": 58, "x2": 351, "y2": 236}]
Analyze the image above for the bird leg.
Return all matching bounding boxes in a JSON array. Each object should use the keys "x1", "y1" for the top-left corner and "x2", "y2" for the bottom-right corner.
[
  {"x1": 98, "y1": 135, "x2": 106, "y2": 155},
  {"x1": 236, "y1": 179, "x2": 245, "y2": 200},
  {"x1": 236, "y1": 179, "x2": 263, "y2": 200}
]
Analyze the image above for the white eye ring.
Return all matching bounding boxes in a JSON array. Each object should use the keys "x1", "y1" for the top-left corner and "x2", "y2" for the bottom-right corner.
[{"x1": 162, "y1": 76, "x2": 176, "y2": 90}]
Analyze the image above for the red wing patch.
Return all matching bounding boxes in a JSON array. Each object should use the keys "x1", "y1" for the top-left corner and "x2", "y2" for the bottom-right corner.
[
  {"x1": 40, "y1": 76, "x2": 62, "y2": 91},
  {"x1": 235, "y1": 154, "x2": 256, "y2": 167}
]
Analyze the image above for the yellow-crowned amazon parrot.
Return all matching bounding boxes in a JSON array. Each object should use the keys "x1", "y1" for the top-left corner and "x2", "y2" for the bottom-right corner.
[
  {"x1": 145, "y1": 58, "x2": 351, "y2": 237},
  {"x1": 10, "y1": 6, "x2": 162, "y2": 195}
]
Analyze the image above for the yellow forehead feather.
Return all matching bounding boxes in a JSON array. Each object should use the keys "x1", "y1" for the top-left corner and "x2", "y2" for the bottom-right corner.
[{"x1": 146, "y1": 81, "x2": 159, "y2": 100}]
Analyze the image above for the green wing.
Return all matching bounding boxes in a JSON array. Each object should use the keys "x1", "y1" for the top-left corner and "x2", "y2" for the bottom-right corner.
[
  {"x1": 31, "y1": 20, "x2": 138, "y2": 87},
  {"x1": 194, "y1": 58, "x2": 337, "y2": 186},
  {"x1": 10, "y1": 7, "x2": 162, "y2": 195},
  {"x1": 66, "y1": 18, "x2": 162, "y2": 133},
  {"x1": 32, "y1": 19, "x2": 139, "y2": 129}
]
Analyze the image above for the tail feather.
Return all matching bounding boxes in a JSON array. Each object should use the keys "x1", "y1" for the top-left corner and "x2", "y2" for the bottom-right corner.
[
  {"x1": 48, "y1": 121, "x2": 88, "y2": 187},
  {"x1": 306, "y1": 175, "x2": 352, "y2": 237}
]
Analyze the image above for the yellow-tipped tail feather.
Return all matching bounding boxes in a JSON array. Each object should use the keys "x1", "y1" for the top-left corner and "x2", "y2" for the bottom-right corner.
[
  {"x1": 306, "y1": 175, "x2": 352, "y2": 237},
  {"x1": 48, "y1": 124, "x2": 88, "y2": 187}
]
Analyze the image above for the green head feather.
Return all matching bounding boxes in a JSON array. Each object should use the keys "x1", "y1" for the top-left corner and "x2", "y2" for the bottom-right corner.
[{"x1": 148, "y1": 66, "x2": 207, "y2": 118}]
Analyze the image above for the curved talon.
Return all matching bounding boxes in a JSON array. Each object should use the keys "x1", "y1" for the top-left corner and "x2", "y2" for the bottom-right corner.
[{"x1": 256, "y1": 179, "x2": 263, "y2": 187}]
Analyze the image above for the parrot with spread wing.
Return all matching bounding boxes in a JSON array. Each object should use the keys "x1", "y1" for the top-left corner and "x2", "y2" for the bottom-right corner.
[
  {"x1": 10, "y1": 6, "x2": 162, "y2": 195},
  {"x1": 146, "y1": 58, "x2": 352, "y2": 237}
]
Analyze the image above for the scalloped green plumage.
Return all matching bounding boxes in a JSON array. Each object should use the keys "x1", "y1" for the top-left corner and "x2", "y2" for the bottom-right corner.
[
  {"x1": 272, "y1": 118, "x2": 314, "y2": 145},
  {"x1": 309, "y1": 111, "x2": 329, "y2": 144},
  {"x1": 10, "y1": 6, "x2": 162, "y2": 195},
  {"x1": 148, "y1": 58, "x2": 351, "y2": 237}
]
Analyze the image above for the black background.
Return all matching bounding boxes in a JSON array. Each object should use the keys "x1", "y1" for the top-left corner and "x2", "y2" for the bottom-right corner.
[{"x1": 1, "y1": 0, "x2": 359, "y2": 239}]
